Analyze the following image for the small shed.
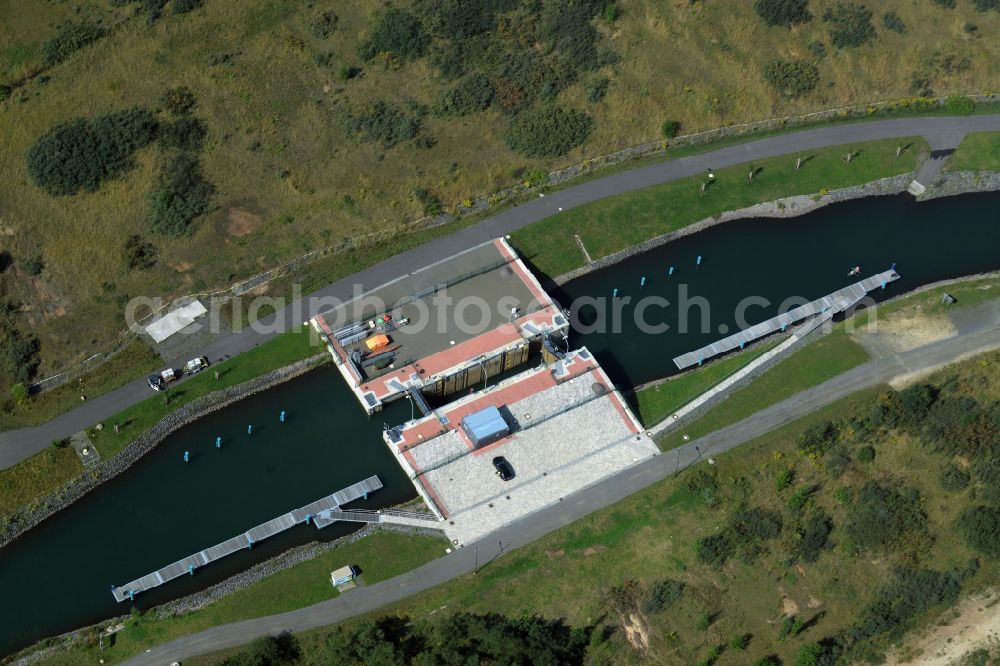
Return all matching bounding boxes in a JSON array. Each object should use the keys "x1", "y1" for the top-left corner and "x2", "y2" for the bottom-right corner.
[
  {"x1": 461, "y1": 405, "x2": 509, "y2": 448},
  {"x1": 330, "y1": 565, "x2": 357, "y2": 587},
  {"x1": 366, "y1": 334, "x2": 390, "y2": 351}
]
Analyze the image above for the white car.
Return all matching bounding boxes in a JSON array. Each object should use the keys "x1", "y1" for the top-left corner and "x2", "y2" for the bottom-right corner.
[{"x1": 185, "y1": 356, "x2": 210, "y2": 374}]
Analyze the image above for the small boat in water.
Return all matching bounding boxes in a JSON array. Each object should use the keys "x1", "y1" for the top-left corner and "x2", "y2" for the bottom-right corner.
[{"x1": 847, "y1": 266, "x2": 861, "y2": 276}]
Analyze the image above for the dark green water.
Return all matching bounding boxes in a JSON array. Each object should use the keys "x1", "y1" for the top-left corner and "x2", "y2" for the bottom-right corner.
[
  {"x1": 0, "y1": 366, "x2": 414, "y2": 655},
  {"x1": 4, "y1": 191, "x2": 1000, "y2": 655},
  {"x1": 552, "y1": 192, "x2": 1000, "y2": 389}
]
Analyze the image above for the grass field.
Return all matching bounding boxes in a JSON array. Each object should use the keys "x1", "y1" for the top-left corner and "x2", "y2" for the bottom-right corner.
[
  {"x1": 35, "y1": 529, "x2": 448, "y2": 665},
  {"x1": 631, "y1": 340, "x2": 779, "y2": 427},
  {"x1": 511, "y1": 136, "x2": 928, "y2": 278},
  {"x1": 178, "y1": 347, "x2": 1000, "y2": 665},
  {"x1": 0, "y1": 327, "x2": 322, "y2": 524},
  {"x1": 947, "y1": 132, "x2": 1000, "y2": 172},
  {"x1": 656, "y1": 329, "x2": 871, "y2": 451},
  {"x1": 2, "y1": 0, "x2": 999, "y2": 381}
]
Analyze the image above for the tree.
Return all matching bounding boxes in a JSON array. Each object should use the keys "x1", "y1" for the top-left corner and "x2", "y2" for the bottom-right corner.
[
  {"x1": 753, "y1": 0, "x2": 812, "y2": 27},
  {"x1": 122, "y1": 235, "x2": 158, "y2": 270},
  {"x1": 160, "y1": 86, "x2": 197, "y2": 115},
  {"x1": 795, "y1": 641, "x2": 825, "y2": 666},
  {"x1": 845, "y1": 481, "x2": 926, "y2": 550},
  {"x1": 956, "y1": 506, "x2": 1000, "y2": 557},
  {"x1": 219, "y1": 633, "x2": 301, "y2": 665},
  {"x1": 148, "y1": 153, "x2": 214, "y2": 236}
]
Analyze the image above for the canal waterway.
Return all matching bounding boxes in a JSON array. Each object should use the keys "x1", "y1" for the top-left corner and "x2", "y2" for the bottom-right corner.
[
  {"x1": 554, "y1": 191, "x2": 1000, "y2": 388},
  {"x1": 4, "y1": 190, "x2": 1000, "y2": 655},
  {"x1": 0, "y1": 366, "x2": 415, "y2": 656}
]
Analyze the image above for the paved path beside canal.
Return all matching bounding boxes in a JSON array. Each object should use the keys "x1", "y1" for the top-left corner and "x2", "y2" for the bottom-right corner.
[
  {"x1": 3, "y1": 114, "x2": 1000, "y2": 469},
  {"x1": 124, "y1": 321, "x2": 1000, "y2": 666}
]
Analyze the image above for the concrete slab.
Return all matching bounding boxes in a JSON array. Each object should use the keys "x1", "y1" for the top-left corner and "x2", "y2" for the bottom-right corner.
[
  {"x1": 145, "y1": 300, "x2": 208, "y2": 343},
  {"x1": 69, "y1": 430, "x2": 100, "y2": 469}
]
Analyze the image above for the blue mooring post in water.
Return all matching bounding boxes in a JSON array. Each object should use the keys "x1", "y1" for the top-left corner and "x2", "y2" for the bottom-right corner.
[
  {"x1": 280, "y1": 410, "x2": 286, "y2": 423},
  {"x1": 129, "y1": 589, "x2": 134, "y2": 602},
  {"x1": 696, "y1": 255, "x2": 703, "y2": 266},
  {"x1": 668, "y1": 266, "x2": 675, "y2": 277},
  {"x1": 183, "y1": 451, "x2": 189, "y2": 463},
  {"x1": 215, "y1": 436, "x2": 221, "y2": 449},
  {"x1": 247, "y1": 424, "x2": 253, "y2": 436},
  {"x1": 740, "y1": 340, "x2": 745, "y2": 349},
  {"x1": 247, "y1": 536, "x2": 254, "y2": 550},
  {"x1": 781, "y1": 323, "x2": 787, "y2": 332},
  {"x1": 891, "y1": 262, "x2": 897, "y2": 271},
  {"x1": 698, "y1": 357, "x2": 703, "y2": 367},
  {"x1": 640, "y1": 276, "x2": 646, "y2": 287},
  {"x1": 188, "y1": 565, "x2": 194, "y2": 576},
  {"x1": 305, "y1": 513, "x2": 312, "y2": 525},
  {"x1": 364, "y1": 491, "x2": 369, "y2": 500},
  {"x1": 612, "y1": 288, "x2": 618, "y2": 298},
  {"x1": 881, "y1": 281, "x2": 887, "y2": 290}
]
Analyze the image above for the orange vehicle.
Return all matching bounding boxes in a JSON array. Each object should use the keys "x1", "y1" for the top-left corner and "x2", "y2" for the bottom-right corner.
[{"x1": 365, "y1": 334, "x2": 390, "y2": 351}]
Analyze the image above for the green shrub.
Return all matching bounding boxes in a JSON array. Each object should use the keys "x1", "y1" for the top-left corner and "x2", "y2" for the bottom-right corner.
[
  {"x1": 685, "y1": 469, "x2": 720, "y2": 506},
  {"x1": 0, "y1": 311, "x2": 40, "y2": 384},
  {"x1": 787, "y1": 486, "x2": 812, "y2": 512},
  {"x1": 122, "y1": 235, "x2": 157, "y2": 271},
  {"x1": 158, "y1": 117, "x2": 206, "y2": 151},
  {"x1": 424, "y1": 0, "x2": 507, "y2": 39},
  {"x1": 796, "y1": 420, "x2": 839, "y2": 457},
  {"x1": 794, "y1": 511, "x2": 833, "y2": 562},
  {"x1": 504, "y1": 106, "x2": 593, "y2": 158},
  {"x1": 346, "y1": 101, "x2": 426, "y2": 148},
  {"x1": 359, "y1": 6, "x2": 429, "y2": 61},
  {"x1": 882, "y1": 10, "x2": 905, "y2": 33},
  {"x1": 42, "y1": 20, "x2": 106, "y2": 66},
  {"x1": 695, "y1": 532, "x2": 734, "y2": 565},
  {"x1": 972, "y1": 0, "x2": 1000, "y2": 11},
  {"x1": 10, "y1": 382, "x2": 28, "y2": 404},
  {"x1": 219, "y1": 633, "x2": 300, "y2": 666},
  {"x1": 973, "y1": 456, "x2": 1000, "y2": 503},
  {"x1": 753, "y1": 0, "x2": 812, "y2": 27},
  {"x1": 938, "y1": 463, "x2": 970, "y2": 492},
  {"x1": 18, "y1": 255, "x2": 44, "y2": 276},
  {"x1": 542, "y1": 1, "x2": 611, "y2": 71},
  {"x1": 161, "y1": 86, "x2": 197, "y2": 115},
  {"x1": 51, "y1": 437, "x2": 69, "y2": 449},
  {"x1": 845, "y1": 480, "x2": 926, "y2": 550},
  {"x1": 311, "y1": 10, "x2": 338, "y2": 39},
  {"x1": 729, "y1": 633, "x2": 751, "y2": 650},
  {"x1": 763, "y1": 59, "x2": 819, "y2": 97},
  {"x1": 661, "y1": 119, "x2": 682, "y2": 139},
  {"x1": 795, "y1": 642, "x2": 825, "y2": 666},
  {"x1": 957, "y1": 506, "x2": 1000, "y2": 557},
  {"x1": 413, "y1": 188, "x2": 442, "y2": 216},
  {"x1": 142, "y1": 0, "x2": 168, "y2": 23},
  {"x1": 822, "y1": 2, "x2": 876, "y2": 48},
  {"x1": 775, "y1": 468, "x2": 794, "y2": 491},
  {"x1": 930, "y1": 0, "x2": 956, "y2": 6},
  {"x1": 26, "y1": 107, "x2": 157, "y2": 196},
  {"x1": 173, "y1": 0, "x2": 202, "y2": 14},
  {"x1": 148, "y1": 153, "x2": 214, "y2": 237},
  {"x1": 584, "y1": 76, "x2": 610, "y2": 103},
  {"x1": 432, "y1": 73, "x2": 495, "y2": 116},
  {"x1": 642, "y1": 579, "x2": 685, "y2": 614},
  {"x1": 945, "y1": 95, "x2": 975, "y2": 115},
  {"x1": 855, "y1": 445, "x2": 875, "y2": 462}
]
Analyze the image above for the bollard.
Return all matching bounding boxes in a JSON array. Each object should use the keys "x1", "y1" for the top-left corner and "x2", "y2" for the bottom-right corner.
[
  {"x1": 890, "y1": 262, "x2": 897, "y2": 271},
  {"x1": 129, "y1": 590, "x2": 134, "y2": 601},
  {"x1": 640, "y1": 276, "x2": 646, "y2": 287},
  {"x1": 183, "y1": 451, "x2": 189, "y2": 463},
  {"x1": 363, "y1": 491, "x2": 369, "y2": 500},
  {"x1": 280, "y1": 410, "x2": 286, "y2": 423},
  {"x1": 881, "y1": 281, "x2": 886, "y2": 290},
  {"x1": 781, "y1": 323, "x2": 787, "y2": 332},
  {"x1": 698, "y1": 357, "x2": 703, "y2": 366},
  {"x1": 247, "y1": 536, "x2": 254, "y2": 550},
  {"x1": 247, "y1": 424, "x2": 253, "y2": 436},
  {"x1": 188, "y1": 565, "x2": 194, "y2": 576},
  {"x1": 306, "y1": 513, "x2": 312, "y2": 525},
  {"x1": 612, "y1": 288, "x2": 618, "y2": 298},
  {"x1": 740, "y1": 341, "x2": 745, "y2": 349},
  {"x1": 696, "y1": 255, "x2": 702, "y2": 266},
  {"x1": 215, "y1": 436, "x2": 221, "y2": 449},
  {"x1": 668, "y1": 266, "x2": 674, "y2": 277}
]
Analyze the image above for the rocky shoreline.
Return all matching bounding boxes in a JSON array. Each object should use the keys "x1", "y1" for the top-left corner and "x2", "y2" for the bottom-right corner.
[
  {"x1": 918, "y1": 169, "x2": 1000, "y2": 201},
  {"x1": 0, "y1": 354, "x2": 329, "y2": 550}
]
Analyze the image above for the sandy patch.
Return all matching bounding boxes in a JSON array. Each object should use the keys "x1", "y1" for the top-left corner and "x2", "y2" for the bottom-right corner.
[
  {"x1": 227, "y1": 208, "x2": 263, "y2": 237},
  {"x1": 583, "y1": 545, "x2": 607, "y2": 556},
  {"x1": 167, "y1": 260, "x2": 194, "y2": 273},
  {"x1": 885, "y1": 588, "x2": 1000, "y2": 666},
  {"x1": 782, "y1": 596, "x2": 800, "y2": 615},
  {"x1": 852, "y1": 313, "x2": 957, "y2": 357}
]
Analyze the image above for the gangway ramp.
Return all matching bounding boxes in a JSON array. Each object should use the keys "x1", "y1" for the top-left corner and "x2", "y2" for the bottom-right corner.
[
  {"x1": 672, "y1": 269, "x2": 899, "y2": 370},
  {"x1": 111, "y1": 475, "x2": 382, "y2": 602}
]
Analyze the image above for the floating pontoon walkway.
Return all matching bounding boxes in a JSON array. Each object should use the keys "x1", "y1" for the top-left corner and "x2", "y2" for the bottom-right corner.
[
  {"x1": 672, "y1": 269, "x2": 900, "y2": 371},
  {"x1": 111, "y1": 476, "x2": 383, "y2": 602}
]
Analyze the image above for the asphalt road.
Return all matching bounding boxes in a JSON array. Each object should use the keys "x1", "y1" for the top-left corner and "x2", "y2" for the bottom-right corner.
[
  {"x1": 123, "y1": 322, "x2": 1000, "y2": 665},
  {"x1": 4, "y1": 113, "x2": 1000, "y2": 468}
]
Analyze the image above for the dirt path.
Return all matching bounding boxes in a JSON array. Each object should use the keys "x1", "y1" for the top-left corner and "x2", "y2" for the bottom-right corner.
[{"x1": 885, "y1": 588, "x2": 1000, "y2": 665}]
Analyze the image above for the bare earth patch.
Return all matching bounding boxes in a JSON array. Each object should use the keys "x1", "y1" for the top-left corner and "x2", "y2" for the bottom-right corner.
[
  {"x1": 885, "y1": 588, "x2": 1000, "y2": 666},
  {"x1": 852, "y1": 313, "x2": 957, "y2": 358},
  {"x1": 227, "y1": 207, "x2": 263, "y2": 237}
]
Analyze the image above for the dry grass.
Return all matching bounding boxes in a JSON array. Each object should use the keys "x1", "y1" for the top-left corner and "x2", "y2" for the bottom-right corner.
[{"x1": 2, "y1": 0, "x2": 999, "y2": 375}]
